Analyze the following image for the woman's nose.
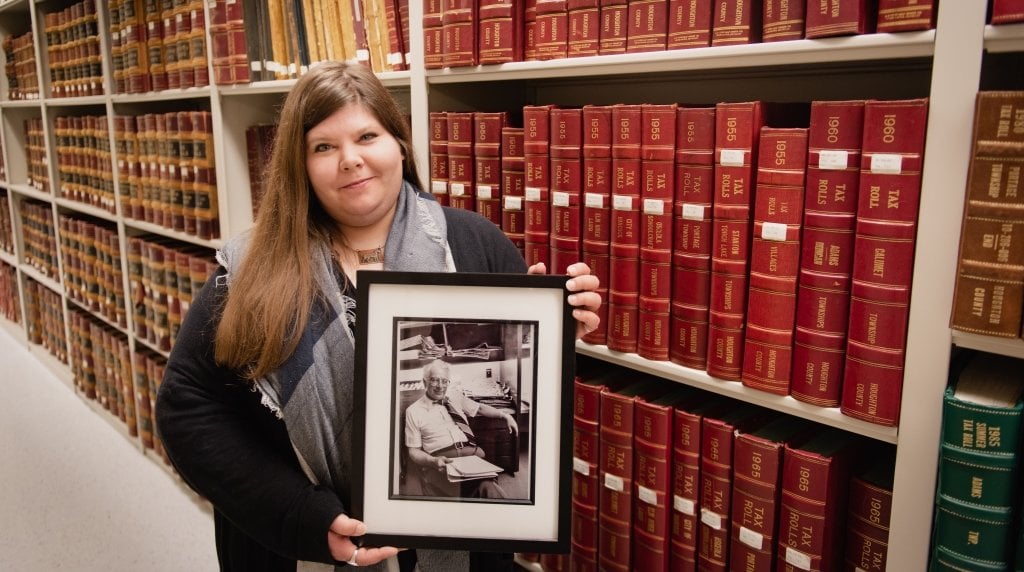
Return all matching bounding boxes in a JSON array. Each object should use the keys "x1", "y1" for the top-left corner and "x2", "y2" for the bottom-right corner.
[{"x1": 338, "y1": 146, "x2": 363, "y2": 170}]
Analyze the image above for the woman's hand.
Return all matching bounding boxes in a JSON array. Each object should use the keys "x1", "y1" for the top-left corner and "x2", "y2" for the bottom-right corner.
[
  {"x1": 327, "y1": 514, "x2": 399, "y2": 567},
  {"x1": 528, "y1": 262, "x2": 602, "y2": 339}
]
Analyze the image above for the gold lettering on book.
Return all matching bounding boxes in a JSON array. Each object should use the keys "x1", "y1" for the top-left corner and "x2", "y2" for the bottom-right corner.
[
  {"x1": 869, "y1": 185, "x2": 881, "y2": 208},
  {"x1": 869, "y1": 497, "x2": 883, "y2": 524},
  {"x1": 775, "y1": 138, "x2": 787, "y2": 166},
  {"x1": 767, "y1": 349, "x2": 777, "y2": 378},
  {"x1": 650, "y1": 116, "x2": 661, "y2": 141},
  {"x1": 882, "y1": 114, "x2": 897, "y2": 143},
  {"x1": 998, "y1": 105, "x2": 1012, "y2": 139},
  {"x1": 855, "y1": 383, "x2": 864, "y2": 406},
  {"x1": 962, "y1": 419, "x2": 974, "y2": 448},
  {"x1": 971, "y1": 476, "x2": 984, "y2": 499},
  {"x1": 813, "y1": 241, "x2": 824, "y2": 265},
  {"x1": 769, "y1": 244, "x2": 779, "y2": 272},
  {"x1": 816, "y1": 179, "x2": 829, "y2": 204},
  {"x1": 1013, "y1": 108, "x2": 1024, "y2": 134},
  {"x1": 990, "y1": 285, "x2": 1006, "y2": 325},
  {"x1": 867, "y1": 312, "x2": 878, "y2": 344},
  {"x1": 968, "y1": 531, "x2": 980, "y2": 545},
  {"x1": 887, "y1": 189, "x2": 900, "y2": 209},
  {"x1": 1007, "y1": 165, "x2": 1020, "y2": 199},
  {"x1": 834, "y1": 183, "x2": 846, "y2": 203},
  {"x1": 988, "y1": 424, "x2": 1002, "y2": 448},
  {"x1": 971, "y1": 287, "x2": 986, "y2": 317},
  {"x1": 872, "y1": 247, "x2": 885, "y2": 278},
  {"x1": 868, "y1": 382, "x2": 878, "y2": 415},
  {"x1": 730, "y1": 229, "x2": 742, "y2": 256},
  {"x1": 819, "y1": 361, "x2": 830, "y2": 391},
  {"x1": 828, "y1": 244, "x2": 841, "y2": 267},
  {"x1": 688, "y1": 1, "x2": 697, "y2": 27},
  {"x1": 726, "y1": 117, "x2": 738, "y2": 142},
  {"x1": 815, "y1": 295, "x2": 827, "y2": 328}
]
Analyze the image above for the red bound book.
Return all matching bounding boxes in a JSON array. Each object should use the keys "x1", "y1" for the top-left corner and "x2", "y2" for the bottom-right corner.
[
  {"x1": 762, "y1": 0, "x2": 805, "y2": 41},
  {"x1": 600, "y1": 0, "x2": 629, "y2": 55},
  {"x1": 442, "y1": 0, "x2": 478, "y2": 67},
  {"x1": 424, "y1": 0, "x2": 445, "y2": 69},
  {"x1": 568, "y1": 0, "x2": 601, "y2": 57},
  {"x1": 208, "y1": 0, "x2": 232, "y2": 84},
  {"x1": 599, "y1": 378, "x2": 670, "y2": 572},
  {"x1": 706, "y1": 101, "x2": 765, "y2": 381},
  {"x1": 697, "y1": 405, "x2": 774, "y2": 572},
  {"x1": 842, "y1": 447, "x2": 895, "y2": 572},
  {"x1": 776, "y1": 429, "x2": 861, "y2": 572},
  {"x1": 729, "y1": 417, "x2": 814, "y2": 572},
  {"x1": 790, "y1": 100, "x2": 864, "y2": 408},
  {"x1": 535, "y1": 0, "x2": 569, "y2": 60},
  {"x1": 474, "y1": 111, "x2": 509, "y2": 227},
  {"x1": 667, "y1": 0, "x2": 712, "y2": 49},
  {"x1": 627, "y1": 0, "x2": 669, "y2": 53},
  {"x1": 572, "y1": 372, "x2": 630, "y2": 571},
  {"x1": 608, "y1": 104, "x2": 644, "y2": 354},
  {"x1": 805, "y1": 0, "x2": 875, "y2": 39},
  {"x1": 638, "y1": 103, "x2": 678, "y2": 361},
  {"x1": 525, "y1": 0, "x2": 539, "y2": 60},
  {"x1": 541, "y1": 553, "x2": 571, "y2": 570},
  {"x1": 632, "y1": 388, "x2": 698, "y2": 571},
  {"x1": 581, "y1": 105, "x2": 614, "y2": 347},
  {"x1": 524, "y1": 104, "x2": 557, "y2": 266},
  {"x1": 501, "y1": 126, "x2": 527, "y2": 256},
  {"x1": 741, "y1": 127, "x2": 809, "y2": 396},
  {"x1": 840, "y1": 98, "x2": 929, "y2": 427},
  {"x1": 385, "y1": 0, "x2": 407, "y2": 71},
  {"x1": 429, "y1": 112, "x2": 450, "y2": 206},
  {"x1": 671, "y1": 106, "x2": 716, "y2": 371},
  {"x1": 447, "y1": 111, "x2": 476, "y2": 213},
  {"x1": 992, "y1": 0, "x2": 1024, "y2": 25},
  {"x1": 479, "y1": 0, "x2": 524, "y2": 64},
  {"x1": 876, "y1": 0, "x2": 936, "y2": 32},
  {"x1": 710, "y1": 0, "x2": 762, "y2": 46},
  {"x1": 551, "y1": 108, "x2": 584, "y2": 274}
]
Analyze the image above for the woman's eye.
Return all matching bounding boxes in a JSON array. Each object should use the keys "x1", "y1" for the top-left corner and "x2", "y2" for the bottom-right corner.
[
  {"x1": 360, "y1": 132, "x2": 377, "y2": 142},
  {"x1": 313, "y1": 143, "x2": 332, "y2": 153}
]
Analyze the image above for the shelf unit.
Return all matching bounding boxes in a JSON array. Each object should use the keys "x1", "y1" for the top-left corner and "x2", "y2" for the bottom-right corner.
[{"x1": 0, "y1": 1, "x2": 1020, "y2": 570}]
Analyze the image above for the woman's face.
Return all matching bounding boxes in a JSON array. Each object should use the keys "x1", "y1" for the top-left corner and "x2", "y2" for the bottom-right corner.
[{"x1": 305, "y1": 103, "x2": 405, "y2": 233}]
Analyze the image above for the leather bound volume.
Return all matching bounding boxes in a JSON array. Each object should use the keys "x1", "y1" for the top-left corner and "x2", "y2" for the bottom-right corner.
[
  {"x1": 710, "y1": 0, "x2": 762, "y2": 46},
  {"x1": 843, "y1": 446, "x2": 895, "y2": 572},
  {"x1": 429, "y1": 111, "x2": 450, "y2": 206},
  {"x1": 446, "y1": 112, "x2": 475, "y2": 213},
  {"x1": 841, "y1": 98, "x2": 929, "y2": 426},
  {"x1": 568, "y1": 0, "x2": 600, "y2": 57},
  {"x1": 442, "y1": 0, "x2": 478, "y2": 67},
  {"x1": 791, "y1": 100, "x2": 864, "y2": 407},
  {"x1": 697, "y1": 405, "x2": 773, "y2": 572},
  {"x1": 875, "y1": 0, "x2": 936, "y2": 32},
  {"x1": 950, "y1": 91, "x2": 1024, "y2": 338},
  {"x1": 667, "y1": 0, "x2": 712, "y2": 49},
  {"x1": 706, "y1": 101, "x2": 764, "y2": 381},
  {"x1": 525, "y1": 0, "x2": 538, "y2": 60},
  {"x1": 479, "y1": 0, "x2": 523, "y2": 64},
  {"x1": 423, "y1": 0, "x2": 445, "y2": 69},
  {"x1": 805, "y1": 0, "x2": 876, "y2": 38},
  {"x1": 776, "y1": 428, "x2": 861, "y2": 572},
  {"x1": 525, "y1": 104, "x2": 557, "y2": 267},
  {"x1": 741, "y1": 127, "x2": 809, "y2": 395},
  {"x1": 551, "y1": 108, "x2": 584, "y2": 274},
  {"x1": 473, "y1": 111, "x2": 509, "y2": 227},
  {"x1": 992, "y1": 0, "x2": 1024, "y2": 25},
  {"x1": 581, "y1": 105, "x2": 614, "y2": 346},
  {"x1": 599, "y1": 0, "x2": 628, "y2": 55},
  {"x1": 608, "y1": 104, "x2": 644, "y2": 354},
  {"x1": 384, "y1": 0, "x2": 407, "y2": 70},
  {"x1": 535, "y1": 0, "x2": 569, "y2": 60},
  {"x1": 626, "y1": 0, "x2": 668, "y2": 53},
  {"x1": 729, "y1": 417, "x2": 814, "y2": 572},
  {"x1": 671, "y1": 106, "x2": 716, "y2": 370},
  {"x1": 762, "y1": 0, "x2": 805, "y2": 41},
  {"x1": 192, "y1": 111, "x2": 219, "y2": 240},
  {"x1": 501, "y1": 126, "x2": 526, "y2": 254}
]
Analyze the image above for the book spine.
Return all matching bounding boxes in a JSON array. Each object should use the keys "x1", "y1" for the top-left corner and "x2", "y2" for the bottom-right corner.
[
  {"x1": 525, "y1": 104, "x2": 556, "y2": 266},
  {"x1": 710, "y1": 0, "x2": 762, "y2": 46},
  {"x1": 762, "y1": 0, "x2": 805, "y2": 42},
  {"x1": 670, "y1": 406, "x2": 703, "y2": 572},
  {"x1": 667, "y1": 0, "x2": 711, "y2": 49},
  {"x1": 479, "y1": 0, "x2": 523, "y2": 64},
  {"x1": 501, "y1": 126, "x2": 527, "y2": 256},
  {"x1": 474, "y1": 111, "x2": 508, "y2": 227},
  {"x1": 581, "y1": 105, "x2": 614, "y2": 346},
  {"x1": 567, "y1": 0, "x2": 600, "y2": 57},
  {"x1": 844, "y1": 474, "x2": 893, "y2": 572},
  {"x1": 840, "y1": 98, "x2": 929, "y2": 427},
  {"x1": 535, "y1": 0, "x2": 569, "y2": 60},
  {"x1": 599, "y1": 387, "x2": 638, "y2": 571},
  {"x1": 697, "y1": 416, "x2": 737, "y2": 571},
  {"x1": 551, "y1": 107, "x2": 584, "y2": 274},
  {"x1": 599, "y1": 0, "x2": 628, "y2": 55},
  {"x1": 442, "y1": 0, "x2": 477, "y2": 67},
  {"x1": 447, "y1": 111, "x2": 475, "y2": 212},
  {"x1": 805, "y1": 0, "x2": 875, "y2": 38},
  {"x1": 608, "y1": 104, "x2": 644, "y2": 354},
  {"x1": 423, "y1": 0, "x2": 445, "y2": 68},
  {"x1": 429, "y1": 111, "x2": 450, "y2": 205},
  {"x1": 572, "y1": 377, "x2": 605, "y2": 569},
  {"x1": 991, "y1": 0, "x2": 1024, "y2": 25},
  {"x1": 626, "y1": 0, "x2": 668, "y2": 53},
  {"x1": 728, "y1": 434, "x2": 785, "y2": 572},
  {"x1": 875, "y1": 0, "x2": 936, "y2": 32},
  {"x1": 632, "y1": 396, "x2": 677, "y2": 571}
]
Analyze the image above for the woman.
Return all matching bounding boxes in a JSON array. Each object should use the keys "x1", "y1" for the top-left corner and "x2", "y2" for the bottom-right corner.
[{"x1": 155, "y1": 61, "x2": 601, "y2": 572}]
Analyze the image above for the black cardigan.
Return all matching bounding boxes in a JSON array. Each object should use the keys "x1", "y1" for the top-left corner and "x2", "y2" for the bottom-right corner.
[{"x1": 155, "y1": 207, "x2": 527, "y2": 571}]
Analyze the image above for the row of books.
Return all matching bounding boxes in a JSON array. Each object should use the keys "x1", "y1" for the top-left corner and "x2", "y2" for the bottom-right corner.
[
  {"x1": 54, "y1": 114, "x2": 116, "y2": 215},
  {"x1": 23, "y1": 277, "x2": 67, "y2": 364},
  {"x1": 569, "y1": 360, "x2": 894, "y2": 572},
  {"x1": 429, "y1": 97, "x2": 928, "y2": 427},
  {"x1": 43, "y1": 0, "x2": 104, "y2": 98},
  {"x1": 931, "y1": 350, "x2": 1024, "y2": 570},
  {"x1": 2, "y1": 32, "x2": 39, "y2": 100},
  {"x1": 423, "y1": 0, "x2": 938, "y2": 69},
  {"x1": 950, "y1": 91, "x2": 1024, "y2": 341},
  {"x1": 26, "y1": 117, "x2": 50, "y2": 193},
  {"x1": 58, "y1": 216, "x2": 126, "y2": 330},
  {"x1": 108, "y1": 0, "x2": 211, "y2": 94},
  {"x1": 20, "y1": 199, "x2": 59, "y2": 281},
  {"x1": 210, "y1": 0, "x2": 410, "y2": 85},
  {"x1": 0, "y1": 194, "x2": 14, "y2": 255},
  {"x1": 67, "y1": 307, "x2": 136, "y2": 431},
  {"x1": 0, "y1": 262, "x2": 20, "y2": 323}
]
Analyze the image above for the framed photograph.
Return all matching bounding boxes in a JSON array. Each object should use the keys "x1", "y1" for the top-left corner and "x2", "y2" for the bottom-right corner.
[{"x1": 351, "y1": 271, "x2": 575, "y2": 553}]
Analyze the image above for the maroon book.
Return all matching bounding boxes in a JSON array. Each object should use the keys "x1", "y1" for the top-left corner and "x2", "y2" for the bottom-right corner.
[
  {"x1": 992, "y1": 0, "x2": 1024, "y2": 24},
  {"x1": 805, "y1": 0, "x2": 876, "y2": 38},
  {"x1": 706, "y1": 101, "x2": 764, "y2": 381},
  {"x1": 710, "y1": 0, "x2": 762, "y2": 46},
  {"x1": 524, "y1": 104, "x2": 557, "y2": 266},
  {"x1": 429, "y1": 112, "x2": 450, "y2": 206},
  {"x1": 667, "y1": 0, "x2": 712, "y2": 49},
  {"x1": 876, "y1": 0, "x2": 936, "y2": 32},
  {"x1": 600, "y1": 0, "x2": 629, "y2": 54},
  {"x1": 581, "y1": 105, "x2": 614, "y2": 347},
  {"x1": 536, "y1": 0, "x2": 569, "y2": 60},
  {"x1": 525, "y1": 0, "x2": 539, "y2": 60},
  {"x1": 843, "y1": 448, "x2": 895, "y2": 572},
  {"x1": 501, "y1": 126, "x2": 526, "y2": 256},
  {"x1": 627, "y1": 0, "x2": 669, "y2": 53},
  {"x1": 790, "y1": 100, "x2": 864, "y2": 408},
  {"x1": 474, "y1": 111, "x2": 509, "y2": 226},
  {"x1": 423, "y1": 0, "x2": 446, "y2": 69},
  {"x1": 741, "y1": 127, "x2": 809, "y2": 396},
  {"x1": 442, "y1": 0, "x2": 478, "y2": 67},
  {"x1": 479, "y1": 0, "x2": 524, "y2": 64},
  {"x1": 762, "y1": 0, "x2": 805, "y2": 41},
  {"x1": 841, "y1": 98, "x2": 929, "y2": 427},
  {"x1": 550, "y1": 108, "x2": 584, "y2": 274},
  {"x1": 607, "y1": 104, "x2": 644, "y2": 354},
  {"x1": 446, "y1": 111, "x2": 475, "y2": 213},
  {"x1": 568, "y1": 0, "x2": 601, "y2": 57}
]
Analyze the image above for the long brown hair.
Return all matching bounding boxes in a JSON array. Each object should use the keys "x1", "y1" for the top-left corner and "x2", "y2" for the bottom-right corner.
[{"x1": 215, "y1": 62, "x2": 423, "y2": 378}]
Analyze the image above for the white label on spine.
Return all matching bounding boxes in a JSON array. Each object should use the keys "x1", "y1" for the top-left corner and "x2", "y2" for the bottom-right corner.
[
  {"x1": 673, "y1": 496, "x2": 696, "y2": 515},
  {"x1": 681, "y1": 203, "x2": 705, "y2": 221},
  {"x1": 604, "y1": 474, "x2": 624, "y2": 492},
  {"x1": 585, "y1": 193, "x2": 605, "y2": 208},
  {"x1": 572, "y1": 457, "x2": 590, "y2": 476},
  {"x1": 612, "y1": 195, "x2": 633, "y2": 211},
  {"x1": 818, "y1": 149, "x2": 849, "y2": 170},
  {"x1": 504, "y1": 196, "x2": 523, "y2": 210},
  {"x1": 477, "y1": 186, "x2": 493, "y2": 199},
  {"x1": 700, "y1": 509, "x2": 722, "y2": 530},
  {"x1": 388, "y1": 52, "x2": 403, "y2": 65},
  {"x1": 525, "y1": 187, "x2": 542, "y2": 201},
  {"x1": 739, "y1": 526, "x2": 764, "y2": 549},
  {"x1": 643, "y1": 199, "x2": 665, "y2": 215},
  {"x1": 431, "y1": 180, "x2": 447, "y2": 193},
  {"x1": 553, "y1": 192, "x2": 570, "y2": 207},
  {"x1": 450, "y1": 183, "x2": 465, "y2": 196},
  {"x1": 785, "y1": 547, "x2": 812, "y2": 570},
  {"x1": 870, "y1": 153, "x2": 903, "y2": 174},
  {"x1": 637, "y1": 485, "x2": 658, "y2": 506},
  {"x1": 356, "y1": 49, "x2": 371, "y2": 62},
  {"x1": 720, "y1": 149, "x2": 745, "y2": 167},
  {"x1": 761, "y1": 222, "x2": 788, "y2": 241}
]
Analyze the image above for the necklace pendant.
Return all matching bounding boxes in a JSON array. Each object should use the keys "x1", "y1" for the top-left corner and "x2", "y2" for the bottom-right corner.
[{"x1": 356, "y1": 246, "x2": 384, "y2": 265}]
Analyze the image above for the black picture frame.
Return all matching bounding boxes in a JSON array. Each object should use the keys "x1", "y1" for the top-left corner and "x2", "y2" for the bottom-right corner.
[{"x1": 351, "y1": 271, "x2": 575, "y2": 553}]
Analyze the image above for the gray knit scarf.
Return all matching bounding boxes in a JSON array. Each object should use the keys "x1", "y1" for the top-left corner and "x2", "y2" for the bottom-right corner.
[{"x1": 218, "y1": 182, "x2": 466, "y2": 571}]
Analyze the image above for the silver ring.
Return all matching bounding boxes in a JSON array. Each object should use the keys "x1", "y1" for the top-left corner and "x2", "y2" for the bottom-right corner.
[{"x1": 346, "y1": 547, "x2": 360, "y2": 567}]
